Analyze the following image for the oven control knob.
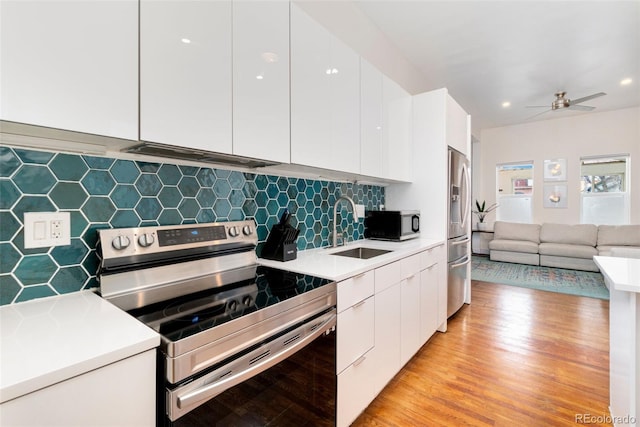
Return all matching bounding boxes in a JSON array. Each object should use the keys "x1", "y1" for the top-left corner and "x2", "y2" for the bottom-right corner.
[
  {"x1": 227, "y1": 300, "x2": 238, "y2": 311},
  {"x1": 242, "y1": 296, "x2": 253, "y2": 307},
  {"x1": 242, "y1": 225, "x2": 253, "y2": 236},
  {"x1": 111, "y1": 235, "x2": 131, "y2": 251},
  {"x1": 138, "y1": 233, "x2": 155, "y2": 248},
  {"x1": 228, "y1": 226, "x2": 240, "y2": 237}
]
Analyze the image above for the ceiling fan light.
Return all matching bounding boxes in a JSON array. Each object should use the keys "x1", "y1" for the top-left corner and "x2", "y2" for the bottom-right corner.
[{"x1": 620, "y1": 78, "x2": 633, "y2": 86}]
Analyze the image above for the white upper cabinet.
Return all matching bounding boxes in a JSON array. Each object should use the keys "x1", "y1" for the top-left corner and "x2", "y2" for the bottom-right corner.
[
  {"x1": 140, "y1": 0, "x2": 232, "y2": 153},
  {"x1": 290, "y1": 4, "x2": 360, "y2": 174},
  {"x1": 360, "y1": 59, "x2": 384, "y2": 178},
  {"x1": 0, "y1": 0, "x2": 138, "y2": 140},
  {"x1": 446, "y1": 95, "x2": 470, "y2": 157},
  {"x1": 382, "y1": 76, "x2": 412, "y2": 182},
  {"x1": 232, "y1": 1, "x2": 290, "y2": 163}
]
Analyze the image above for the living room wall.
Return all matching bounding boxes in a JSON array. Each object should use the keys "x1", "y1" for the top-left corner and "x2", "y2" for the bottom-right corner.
[{"x1": 475, "y1": 107, "x2": 640, "y2": 226}]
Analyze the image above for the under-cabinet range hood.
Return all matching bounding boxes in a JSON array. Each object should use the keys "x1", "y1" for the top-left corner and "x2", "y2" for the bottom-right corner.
[{"x1": 124, "y1": 141, "x2": 280, "y2": 169}]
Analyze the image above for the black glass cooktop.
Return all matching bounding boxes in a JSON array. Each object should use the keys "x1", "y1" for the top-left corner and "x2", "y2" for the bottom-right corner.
[{"x1": 129, "y1": 266, "x2": 333, "y2": 343}]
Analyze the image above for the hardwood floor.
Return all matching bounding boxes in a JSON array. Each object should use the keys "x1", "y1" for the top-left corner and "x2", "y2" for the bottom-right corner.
[{"x1": 353, "y1": 280, "x2": 611, "y2": 427}]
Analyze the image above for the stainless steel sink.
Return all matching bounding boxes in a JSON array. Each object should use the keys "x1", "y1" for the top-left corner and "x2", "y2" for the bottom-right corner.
[{"x1": 329, "y1": 247, "x2": 392, "y2": 259}]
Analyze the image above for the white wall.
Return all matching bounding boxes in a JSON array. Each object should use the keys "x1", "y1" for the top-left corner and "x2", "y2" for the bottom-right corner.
[{"x1": 477, "y1": 107, "x2": 640, "y2": 225}]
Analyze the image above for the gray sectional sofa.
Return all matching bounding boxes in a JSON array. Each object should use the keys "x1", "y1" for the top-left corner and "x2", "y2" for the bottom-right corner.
[{"x1": 488, "y1": 221, "x2": 640, "y2": 272}]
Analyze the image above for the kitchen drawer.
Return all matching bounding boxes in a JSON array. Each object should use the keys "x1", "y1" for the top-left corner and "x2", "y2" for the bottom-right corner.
[
  {"x1": 401, "y1": 253, "x2": 421, "y2": 279},
  {"x1": 421, "y1": 244, "x2": 443, "y2": 270},
  {"x1": 374, "y1": 261, "x2": 401, "y2": 293},
  {"x1": 336, "y1": 296, "x2": 374, "y2": 374},
  {"x1": 337, "y1": 271, "x2": 374, "y2": 313},
  {"x1": 337, "y1": 347, "x2": 376, "y2": 427}
]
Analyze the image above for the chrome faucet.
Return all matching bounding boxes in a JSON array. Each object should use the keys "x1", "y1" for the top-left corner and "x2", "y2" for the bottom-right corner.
[{"x1": 333, "y1": 195, "x2": 359, "y2": 247}]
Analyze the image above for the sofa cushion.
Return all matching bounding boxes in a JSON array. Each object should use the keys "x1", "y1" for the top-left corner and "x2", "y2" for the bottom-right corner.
[
  {"x1": 493, "y1": 221, "x2": 541, "y2": 243},
  {"x1": 597, "y1": 224, "x2": 640, "y2": 247},
  {"x1": 539, "y1": 242, "x2": 598, "y2": 259},
  {"x1": 489, "y1": 239, "x2": 539, "y2": 254},
  {"x1": 539, "y1": 223, "x2": 598, "y2": 246}
]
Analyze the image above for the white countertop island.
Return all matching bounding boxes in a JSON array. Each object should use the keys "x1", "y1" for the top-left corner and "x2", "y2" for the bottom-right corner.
[{"x1": 594, "y1": 256, "x2": 640, "y2": 427}]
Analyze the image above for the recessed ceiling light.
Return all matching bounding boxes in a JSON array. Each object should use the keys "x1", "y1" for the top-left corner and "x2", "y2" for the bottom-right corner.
[
  {"x1": 502, "y1": 101, "x2": 511, "y2": 108},
  {"x1": 181, "y1": 38, "x2": 191, "y2": 44},
  {"x1": 256, "y1": 75, "x2": 264, "y2": 80},
  {"x1": 620, "y1": 78, "x2": 633, "y2": 86}
]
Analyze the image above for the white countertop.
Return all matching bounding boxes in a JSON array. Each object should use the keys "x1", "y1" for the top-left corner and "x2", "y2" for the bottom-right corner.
[
  {"x1": 594, "y1": 256, "x2": 640, "y2": 293},
  {"x1": 0, "y1": 290, "x2": 160, "y2": 404},
  {"x1": 257, "y1": 238, "x2": 444, "y2": 281}
]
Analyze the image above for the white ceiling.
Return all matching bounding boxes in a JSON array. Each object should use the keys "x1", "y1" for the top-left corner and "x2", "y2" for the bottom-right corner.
[{"x1": 353, "y1": 1, "x2": 640, "y2": 133}]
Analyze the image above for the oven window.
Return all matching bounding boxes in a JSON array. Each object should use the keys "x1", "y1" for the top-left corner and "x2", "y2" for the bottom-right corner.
[{"x1": 166, "y1": 331, "x2": 336, "y2": 427}]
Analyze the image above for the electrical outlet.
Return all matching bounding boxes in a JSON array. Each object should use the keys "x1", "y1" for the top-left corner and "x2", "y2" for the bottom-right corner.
[
  {"x1": 24, "y1": 212, "x2": 71, "y2": 248},
  {"x1": 355, "y1": 204, "x2": 365, "y2": 218}
]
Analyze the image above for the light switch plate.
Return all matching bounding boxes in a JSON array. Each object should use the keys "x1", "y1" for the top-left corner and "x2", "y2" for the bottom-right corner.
[
  {"x1": 24, "y1": 212, "x2": 71, "y2": 248},
  {"x1": 355, "y1": 204, "x2": 365, "y2": 218}
]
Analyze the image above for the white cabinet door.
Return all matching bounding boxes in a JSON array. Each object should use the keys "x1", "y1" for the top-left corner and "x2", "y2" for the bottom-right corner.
[
  {"x1": 0, "y1": 0, "x2": 138, "y2": 140},
  {"x1": 400, "y1": 273, "x2": 421, "y2": 366},
  {"x1": 374, "y1": 282, "x2": 401, "y2": 394},
  {"x1": 446, "y1": 94, "x2": 470, "y2": 157},
  {"x1": 140, "y1": 0, "x2": 232, "y2": 153},
  {"x1": 232, "y1": 1, "x2": 290, "y2": 163},
  {"x1": 290, "y1": 4, "x2": 360, "y2": 174},
  {"x1": 360, "y1": 58, "x2": 384, "y2": 177},
  {"x1": 336, "y1": 296, "x2": 374, "y2": 374},
  {"x1": 382, "y1": 76, "x2": 413, "y2": 181},
  {"x1": 420, "y1": 263, "x2": 440, "y2": 343},
  {"x1": 337, "y1": 347, "x2": 376, "y2": 427}
]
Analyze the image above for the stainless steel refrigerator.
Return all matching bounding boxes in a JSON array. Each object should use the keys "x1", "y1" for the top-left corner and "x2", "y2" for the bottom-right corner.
[{"x1": 447, "y1": 147, "x2": 471, "y2": 317}]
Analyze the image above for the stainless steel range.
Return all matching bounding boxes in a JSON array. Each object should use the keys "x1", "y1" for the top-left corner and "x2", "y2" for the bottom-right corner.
[{"x1": 97, "y1": 220, "x2": 337, "y2": 426}]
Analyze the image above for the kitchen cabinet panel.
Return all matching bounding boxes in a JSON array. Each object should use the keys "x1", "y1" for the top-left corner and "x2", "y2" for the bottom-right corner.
[
  {"x1": 337, "y1": 347, "x2": 376, "y2": 427},
  {"x1": 290, "y1": 4, "x2": 360, "y2": 174},
  {"x1": 401, "y1": 274, "x2": 421, "y2": 365},
  {"x1": 0, "y1": 0, "x2": 138, "y2": 140},
  {"x1": 337, "y1": 271, "x2": 374, "y2": 313},
  {"x1": 420, "y1": 262, "x2": 440, "y2": 343},
  {"x1": 446, "y1": 94, "x2": 471, "y2": 157},
  {"x1": 336, "y1": 296, "x2": 374, "y2": 374},
  {"x1": 360, "y1": 58, "x2": 384, "y2": 177},
  {"x1": 374, "y1": 282, "x2": 401, "y2": 393},
  {"x1": 140, "y1": 0, "x2": 232, "y2": 153},
  {"x1": 0, "y1": 350, "x2": 155, "y2": 426},
  {"x1": 374, "y1": 260, "x2": 402, "y2": 293},
  {"x1": 382, "y1": 76, "x2": 413, "y2": 181},
  {"x1": 232, "y1": 1, "x2": 290, "y2": 163}
]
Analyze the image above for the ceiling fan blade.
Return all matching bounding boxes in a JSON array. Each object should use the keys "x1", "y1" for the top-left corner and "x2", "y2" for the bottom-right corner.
[
  {"x1": 526, "y1": 109, "x2": 551, "y2": 120},
  {"x1": 567, "y1": 104, "x2": 596, "y2": 111},
  {"x1": 571, "y1": 92, "x2": 606, "y2": 105},
  {"x1": 525, "y1": 105, "x2": 549, "y2": 108}
]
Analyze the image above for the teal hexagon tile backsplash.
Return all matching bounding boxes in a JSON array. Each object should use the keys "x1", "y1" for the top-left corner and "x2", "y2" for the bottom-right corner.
[{"x1": 0, "y1": 146, "x2": 384, "y2": 305}]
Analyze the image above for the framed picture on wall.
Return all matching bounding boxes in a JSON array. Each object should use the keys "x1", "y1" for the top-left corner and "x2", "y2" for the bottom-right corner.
[
  {"x1": 544, "y1": 158, "x2": 567, "y2": 181},
  {"x1": 543, "y1": 184, "x2": 567, "y2": 208}
]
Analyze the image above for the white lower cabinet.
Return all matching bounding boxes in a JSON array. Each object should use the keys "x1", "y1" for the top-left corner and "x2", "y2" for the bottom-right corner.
[
  {"x1": 374, "y1": 282, "x2": 401, "y2": 394},
  {"x1": 337, "y1": 347, "x2": 377, "y2": 427},
  {"x1": 420, "y1": 262, "x2": 440, "y2": 342},
  {"x1": 0, "y1": 350, "x2": 156, "y2": 426}
]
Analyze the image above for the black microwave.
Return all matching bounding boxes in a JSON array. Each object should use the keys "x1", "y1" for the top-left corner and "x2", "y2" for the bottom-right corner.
[{"x1": 364, "y1": 210, "x2": 420, "y2": 241}]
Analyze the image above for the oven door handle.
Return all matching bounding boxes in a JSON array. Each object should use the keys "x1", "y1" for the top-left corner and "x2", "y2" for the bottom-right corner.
[{"x1": 174, "y1": 311, "x2": 336, "y2": 414}]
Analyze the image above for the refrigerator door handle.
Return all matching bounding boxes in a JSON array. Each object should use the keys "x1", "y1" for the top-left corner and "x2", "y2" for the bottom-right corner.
[
  {"x1": 450, "y1": 257, "x2": 471, "y2": 269},
  {"x1": 460, "y1": 162, "x2": 470, "y2": 229},
  {"x1": 450, "y1": 237, "x2": 470, "y2": 246}
]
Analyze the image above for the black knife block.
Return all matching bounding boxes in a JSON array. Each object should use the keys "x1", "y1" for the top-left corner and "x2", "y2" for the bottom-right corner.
[{"x1": 261, "y1": 224, "x2": 300, "y2": 262}]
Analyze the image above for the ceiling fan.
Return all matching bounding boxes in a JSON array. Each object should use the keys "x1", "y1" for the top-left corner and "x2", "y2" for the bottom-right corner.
[{"x1": 526, "y1": 91, "x2": 606, "y2": 118}]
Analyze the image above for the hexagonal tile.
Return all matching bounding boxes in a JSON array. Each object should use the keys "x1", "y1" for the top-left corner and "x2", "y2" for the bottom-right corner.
[
  {"x1": 213, "y1": 199, "x2": 231, "y2": 218},
  {"x1": 0, "y1": 179, "x2": 20, "y2": 209},
  {"x1": 276, "y1": 192, "x2": 288, "y2": 209},
  {"x1": 16, "y1": 285, "x2": 57, "y2": 303},
  {"x1": 242, "y1": 199, "x2": 257, "y2": 218},
  {"x1": 110, "y1": 184, "x2": 141, "y2": 209},
  {"x1": 158, "y1": 187, "x2": 182, "y2": 208},
  {"x1": 70, "y1": 211, "x2": 89, "y2": 238},
  {"x1": 229, "y1": 189, "x2": 246, "y2": 209},
  {"x1": 178, "y1": 198, "x2": 200, "y2": 219},
  {"x1": 276, "y1": 177, "x2": 288, "y2": 192},
  {"x1": 0, "y1": 243, "x2": 20, "y2": 272},
  {"x1": 49, "y1": 153, "x2": 89, "y2": 181},
  {"x1": 110, "y1": 159, "x2": 140, "y2": 184},
  {"x1": 196, "y1": 168, "x2": 216, "y2": 187},
  {"x1": 135, "y1": 174, "x2": 162, "y2": 196},
  {"x1": 82, "y1": 155, "x2": 114, "y2": 169},
  {"x1": 243, "y1": 180, "x2": 257, "y2": 199},
  {"x1": 266, "y1": 199, "x2": 280, "y2": 216},
  {"x1": 179, "y1": 165, "x2": 199, "y2": 176},
  {"x1": 254, "y1": 175, "x2": 268, "y2": 191},
  {"x1": 0, "y1": 274, "x2": 21, "y2": 305},
  {"x1": 214, "y1": 168, "x2": 230, "y2": 179},
  {"x1": 81, "y1": 170, "x2": 116, "y2": 195},
  {"x1": 158, "y1": 209, "x2": 182, "y2": 225},
  {"x1": 228, "y1": 208, "x2": 243, "y2": 221},
  {"x1": 15, "y1": 254, "x2": 57, "y2": 285},
  {"x1": 196, "y1": 188, "x2": 215, "y2": 208},
  {"x1": 0, "y1": 211, "x2": 20, "y2": 242},
  {"x1": 158, "y1": 164, "x2": 182, "y2": 185},
  {"x1": 82, "y1": 197, "x2": 116, "y2": 222},
  {"x1": 255, "y1": 190, "x2": 268, "y2": 206},
  {"x1": 196, "y1": 209, "x2": 215, "y2": 222},
  {"x1": 51, "y1": 238, "x2": 89, "y2": 266},
  {"x1": 13, "y1": 165, "x2": 56, "y2": 194},
  {"x1": 14, "y1": 148, "x2": 54, "y2": 164},
  {"x1": 135, "y1": 198, "x2": 162, "y2": 221},
  {"x1": 82, "y1": 224, "x2": 110, "y2": 249},
  {"x1": 213, "y1": 179, "x2": 231, "y2": 199},
  {"x1": 254, "y1": 208, "x2": 268, "y2": 225},
  {"x1": 110, "y1": 210, "x2": 140, "y2": 228},
  {"x1": 82, "y1": 250, "x2": 100, "y2": 276},
  {"x1": 50, "y1": 182, "x2": 88, "y2": 209},
  {"x1": 0, "y1": 147, "x2": 21, "y2": 177},
  {"x1": 178, "y1": 176, "x2": 200, "y2": 198},
  {"x1": 135, "y1": 161, "x2": 160, "y2": 173},
  {"x1": 51, "y1": 266, "x2": 89, "y2": 294},
  {"x1": 228, "y1": 171, "x2": 245, "y2": 190},
  {"x1": 266, "y1": 182, "x2": 278, "y2": 199}
]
